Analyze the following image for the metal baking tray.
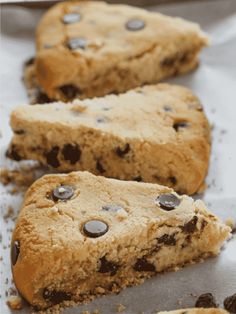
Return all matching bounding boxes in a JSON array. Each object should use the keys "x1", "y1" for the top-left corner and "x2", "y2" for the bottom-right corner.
[{"x1": 0, "y1": 0, "x2": 236, "y2": 313}]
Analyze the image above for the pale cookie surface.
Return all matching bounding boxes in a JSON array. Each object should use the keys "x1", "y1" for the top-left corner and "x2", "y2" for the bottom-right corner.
[
  {"x1": 11, "y1": 171, "x2": 230, "y2": 309},
  {"x1": 7, "y1": 84, "x2": 210, "y2": 195},
  {"x1": 31, "y1": 0, "x2": 208, "y2": 102},
  {"x1": 158, "y1": 309, "x2": 228, "y2": 314}
]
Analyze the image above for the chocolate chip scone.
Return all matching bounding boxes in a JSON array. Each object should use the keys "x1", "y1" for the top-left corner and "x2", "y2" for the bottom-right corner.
[
  {"x1": 158, "y1": 309, "x2": 228, "y2": 314},
  {"x1": 7, "y1": 84, "x2": 210, "y2": 195},
  {"x1": 25, "y1": 0, "x2": 208, "y2": 103},
  {"x1": 11, "y1": 171, "x2": 230, "y2": 309}
]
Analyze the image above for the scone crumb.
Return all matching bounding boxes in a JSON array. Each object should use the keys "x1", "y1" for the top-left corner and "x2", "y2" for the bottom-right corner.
[
  {"x1": 116, "y1": 303, "x2": 126, "y2": 312},
  {"x1": 92, "y1": 310, "x2": 100, "y2": 314},
  {"x1": 95, "y1": 286, "x2": 105, "y2": 294},
  {"x1": 82, "y1": 311, "x2": 90, "y2": 314},
  {"x1": 116, "y1": 208, "x2": 128, "y2": 220},
  {"x1": 0, "y1": 167, "x2": 35, "y2": 187},
  {"x1": 6, "y1": 296, "x2": 23, "y2": 310},
  {"x1": 225, "y1": 217, "x2": 235, "y2": 232}
]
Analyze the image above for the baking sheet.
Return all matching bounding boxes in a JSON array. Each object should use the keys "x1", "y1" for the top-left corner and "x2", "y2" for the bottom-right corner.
[{"x1": 0, "y1": 0, "x2": 236, "y2": 313}]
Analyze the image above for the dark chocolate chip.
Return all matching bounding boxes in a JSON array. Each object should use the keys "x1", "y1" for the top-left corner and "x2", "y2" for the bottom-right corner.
[
  {"x1": 126, "y1": 19, "x2": 145, "y2": 31},
  {"x1": 62, "y1": 12, "x2": 81, "y2": 24},
  {"x1": 163, "y1": 105, "x2": 172, "y2": 112},
  {"x1": 11, "y1": 241, "x2": 20, "y2": 266},
  {"x1": 35, "y1": 90, "x2": 53, "y2": 104},
  {"x1": 133, "y1": 176, "x2": 142, "y2": 182},
  {"x1": 67, "y1": 37, "x2": 87, "y2": 50},
  {"x1": 96, "y1": 160, "x2": 105, "y2": 173},
  {"x1": 98, "y1": 256, "x2": 119, "y2": 276},
  {"x1": 24, "y1": 57, "x2": 35, "y2": 67},
  {"x1": 96, "y1": 116, "x2": 107, "y2": 123},
  {"x1": 59, "y1": 84, "x2": 80, "y2": 100},
  {"x1": 62, "y1": 144, "x2": 81, "y2": 164},
  {"x1": 45, "y1": 146, "x2": 60, "y2": 168},
  {"x1": 13, "y1": 129, "x2": 25, "y2": 135},
  {"x1": 195, "y1": 293, "x2": 218, "y2": 308},
  {"x1": 43, "y1": 289, "x2": 72, "y2": 305},
  {"x1": 173, "y1": 121, "x2": 189, "y2": 132},
  {"x1": 115, "y1": 143, "x2": 130, "y2": 158},
  {"x1": 157, "y1": 234, "x2": 176, "y2": 246},
  {"x1": 6, "y1": 145, "x2": 22, "y2": 161},
  {"x1": 83, "y1": 220, "x2": 108, "y2": 238},
  {"x1": 52, "y1": 185, "x2": 74, "y2": 201},
  {"x1": 169, "y1": 176, "x2": 177, "y2": 185},
  {"x1": 181, "y1": 216, "x2": 198, "y2": 233},
  {"x1": 155, "y1": 193, "x2": 181, "y2": 211},
  {"x1": 133, "y1": 258, "x2": 156, "y2": 272},
  {"x1": 161, "y1": 56, "x2": 176, "y2": 67},
  {"x1": 102, "y1": 204, "x2": 123, "y2": 212},
  {"x1": 224, "y1": 293, "x2": 236, "y2": 313}
]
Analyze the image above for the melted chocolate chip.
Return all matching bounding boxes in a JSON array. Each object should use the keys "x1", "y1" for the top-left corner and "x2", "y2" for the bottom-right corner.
[
  {"x1": 62, "y1": 12, "x2": 81, "y2": 24},
  {"x1": 169, "y1": 176, "x2": 177, "y2": 185},
  {"x1": 115, "y1": 143, "x2": 130, "y2": 158},
  {"x1": 11, "y1": 241, "x2": 20, "y2": 266},
  {"x1": 59, "y1": 84, "x2": 80, "y2": 100},
  {"x1": 98, "y1": 256, "x2": 119, "y2": 276},
  {"x1": 173, "y1": 121, "x2": 189, "y2": 132},
  {"x1": 13, "y1": 129, "x2": 25, "y2": 135},
  {"x1": 102, "y1": 204, "x2": 123, "y2": 212},
  {"x1": 43, "y1": 289, "x2": 72, "y2": 305},
  {"x1": 195, "y1": 293, "x2": 218, "y2": 308},
  {"x1": 163, "y1": 105, "x2": 172, "y2": 112},
  {"x1": 157, "y1": 234, "x2": 176, "y2": 246},
  {"x1": 133, "y1": 176, "x2": 142, "y2": 182},
  {"x1": 155, "y1": 193, "x2": 180, "y2": 211},
  {"x1": 96, "y1": 160, "x2": 105, "y2": 173},
  {"x1": 36, "y1": 90, "x2": 53, "y2": 104},
  {"x1": 133, "y1": 258, "x2": 156, "y2": 272},
  {"x1": 52, "y1": 185, "x2": 74, "y2": 201},
  {"x1": 224, "y1": 293, "x2": 236, "y2": 313},
  {"x1": 161, "y1": 56, "x2": 176, "y2": 67},
  {"x1": 6, "y1": 145, "x2": 22, "y2": 161},
  {"x1": 181, "y1": 216, "x2": 198, "y2": 233},
  {"x1": 67, "y1": 37, "x2": 87, "y2": 50},
  {"x1": 83, "y1": 220, "x2": 108, "y2": 238},
  {"x1": 126, "y1": 19, "x2": 145, "y2": 31},
  {"x1": 62, "y1": 144, "x2": 81, "y2": 164},
  {"x1": 24, "y1": 57, "x2": 35, "y2": 67},
  {"x1": 45, "y1": 146, "x2": 60, "y2": 168}
]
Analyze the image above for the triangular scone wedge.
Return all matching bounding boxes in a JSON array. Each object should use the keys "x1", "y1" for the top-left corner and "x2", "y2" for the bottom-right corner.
[
  {"x1": 7, "y1": 84, "x2": 210, "y2": 195},
  {"x1": 11, "y1": 171, "x2": 230, "y2": 309},
  {"x1": 33, "y1": 0, "x2": 208, "y2": 101},
  {"x1": 158, "y1": 309, "x2": 228, "y2": 314}
]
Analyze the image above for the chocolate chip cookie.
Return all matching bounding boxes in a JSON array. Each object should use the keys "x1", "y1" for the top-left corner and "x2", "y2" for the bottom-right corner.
[
  {"x1": 7, "y1": 83, "x2": 210, "y2": 195},
  {"x1": 11, "y1": 171, "x2": 230, "y2": 309}
]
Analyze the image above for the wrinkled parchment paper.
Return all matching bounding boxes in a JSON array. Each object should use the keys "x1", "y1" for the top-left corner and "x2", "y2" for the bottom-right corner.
[{"x1": 0, "y1": 0, "x2": 236, "y2": 313}]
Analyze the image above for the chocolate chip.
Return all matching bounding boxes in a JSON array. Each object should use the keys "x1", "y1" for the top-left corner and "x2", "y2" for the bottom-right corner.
[
  {"x1": 11, "y1": 241, "x2": 20, "y2": 266},
  {"x1": 13, "y1": 129, "x2": 25, "y2": 135},
  {"x1": 163, "y1": 105, "x2": 172, "y2": 112},
  {"x1": 102, "y1": 107, "x2": 111, "y2": 111},
  {"x1": 68, "y1": 37, "x2": 87, "y2": 50},
  {"x1": 133, "y1": 258, "x2": 156, "y2": 272},
  {"x1": 24, "y1": 57, "x2": 35, "y2": 67},
  {"x1": 96, "y1": 116, "x2": 107, "y2": 123},
  {"x1": 98, "y1": 256, "x2": 119, "y2": 276},
  {"x1": 161, "y1": 56, "x2": 176, "y2": 67},
  {"x1": 59, "y1": 84, "x2": 80, "y2": 100},
  {"x1": 181, "y1": 216, "x2": 198, "y2": 233},
  {"x1": 62, "y1": 144, "x2": 81, "y2": 164},
  {"x1": 224, "y1": 293, "x2": 236, "y2": 313},
  {"x1": 96, "y1": 160, "x2": 105, "y2": 173},
  {"x1": 62, "y1": 12, "x2": 81, "y2": 24},
  {"x1": 83, "y1": 220, "x2": 108, "y2": 238},
  {"x1": 52, "y1": 185, "x2": 74, "y2": 201},
  {"x1": 43, "y1": 289, "x2": 72, "y2": 305},
  {"x1": 173, "y1": 121, "x2": 189, "y2": 132},
  {"x1": 102, "y1": 204, "x2": 123, "y2": 212},
  {"x1": 155, "y1": 193, "x2": 180, "y2": 211},
  {"x1": 115, "y1": 143, "x2": 130, "y2": 158},
  {"x1": 133, "y1": 176, "x2": 142, "y2": 182},
  {"x1": 6, "y1": 145, "x2": 22, "y2": 161},
  {"x1": 126, "y1": 19, "x2": 145, "y2": 31},
  {"x1": 195, "y1": 293, "x2": 218, "y2": 308},
  {"x1": 35, "y1": 90, "x2": 53, "y2": 104},
  {"x1": 45, "y1": 146, "x2": 60, "y2": 168},
  {"x1": 157, "y1": 234, "x2": 176, "y2": 246},
  {"x1": 169, "y1": 176, "x2": 177, "y2": 185}
]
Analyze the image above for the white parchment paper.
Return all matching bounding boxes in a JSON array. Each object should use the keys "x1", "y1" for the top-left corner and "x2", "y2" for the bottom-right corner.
[{"x1": 0, "y1": 0, "x2": 236, "y2": 313}]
